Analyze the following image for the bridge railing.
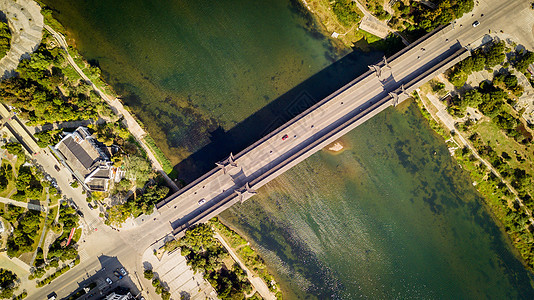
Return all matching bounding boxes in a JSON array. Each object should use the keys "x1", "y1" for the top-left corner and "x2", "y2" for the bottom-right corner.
[{"x1": 171, "y1": 43, "x2": 471, "y2": 236}]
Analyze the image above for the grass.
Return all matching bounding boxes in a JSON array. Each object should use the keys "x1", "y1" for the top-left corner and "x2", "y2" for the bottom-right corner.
[
  {"x1": 143, "y1": 136, "x2": 173, "y2": 174},
  {"x1": 304, "y1": 0, "x2": 363, "y2": 47},
  {"x1": 416, "y1": 76, "x2": 534, "y2": 270}
]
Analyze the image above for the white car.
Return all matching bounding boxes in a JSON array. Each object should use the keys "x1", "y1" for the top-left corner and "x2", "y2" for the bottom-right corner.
[
  {"x1": 198, "y1": 199, "x2": 206, "y2": 205},
  {"x1": 120, "y1": 268, "x2": 127, "y2": 276},
  {"x1": 106, "y1": 277, "x2": 112, "y2": 285},
  {"x1": 472, "y1": 21, "x2": 480, "y2": 27}
]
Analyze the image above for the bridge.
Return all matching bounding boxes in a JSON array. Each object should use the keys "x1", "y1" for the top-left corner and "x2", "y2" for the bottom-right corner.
[{"x1": 155, "y1": 23, "x2": 473, "y2": 237}]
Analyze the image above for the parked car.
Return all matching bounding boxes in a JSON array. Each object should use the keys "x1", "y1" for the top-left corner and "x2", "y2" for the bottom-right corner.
[
  {"x1": 76, "y1": 210, "x2": 84, "y2": 217},
  {"x1": 54, "y1": 164, "x2": 60, "y2": 171},
  {"x1": 119, "y1": 268, "x2": 127, "y2": 276},
  {"x1": 113, "y1": 270, "x2": 122, "y2": 279},
  {"x1": 106, "y1": 277, "x2": 113, "y2": 285}
]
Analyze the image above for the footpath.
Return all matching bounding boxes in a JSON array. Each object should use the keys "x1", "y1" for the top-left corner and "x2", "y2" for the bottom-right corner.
[
  {"x1": 213, "y1": 232, "x2": 276, "y2": 300},
  {"x1": 416, "y1": 88, "x2": 534, "y2": 227},
  {"x1": 43, "y1": 25, "x2": 179, "y2": 192}
]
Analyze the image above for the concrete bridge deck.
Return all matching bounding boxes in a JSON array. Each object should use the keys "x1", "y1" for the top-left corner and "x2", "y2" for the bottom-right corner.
[
  {"x1": 156, "y1": 25, "x2": 471, "y2": 237},
  {"x1": 123, "y1": 0, "x2": 530, "y2": 241}
]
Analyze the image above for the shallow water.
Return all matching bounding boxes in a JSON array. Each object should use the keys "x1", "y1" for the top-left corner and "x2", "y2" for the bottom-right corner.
[
  {"x1": 221, "y1": 102, "x2": 534, "y2": 299},
  {"x1": 39, "y1": 0, "x2": 534, "y2": 298},
  {"x1": 41, "y1": 0, "x2": 367, "y2": 168}
]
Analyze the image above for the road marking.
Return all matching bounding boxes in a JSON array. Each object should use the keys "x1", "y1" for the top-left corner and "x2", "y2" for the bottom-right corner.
[{"x1": 78, "y1": 249, "x2": 89, "y2": 261}]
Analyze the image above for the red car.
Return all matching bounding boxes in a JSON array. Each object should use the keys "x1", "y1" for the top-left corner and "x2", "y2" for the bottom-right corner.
[{"x1": 282, "y1": 134, "x2": 288, "y2": 141}]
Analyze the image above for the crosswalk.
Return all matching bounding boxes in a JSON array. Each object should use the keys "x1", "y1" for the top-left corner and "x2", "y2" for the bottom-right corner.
[{"x1": 78, "y1": 249, "x2": 89, "y2": 262}]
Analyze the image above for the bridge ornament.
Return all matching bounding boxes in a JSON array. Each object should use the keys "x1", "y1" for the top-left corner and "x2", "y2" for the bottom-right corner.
[
  {"x1": 235, "y1": 182, "x2": 257, "y2": 203},
  {"x1": 215, "y1": 153, "x2": 238, "y2": 174}
]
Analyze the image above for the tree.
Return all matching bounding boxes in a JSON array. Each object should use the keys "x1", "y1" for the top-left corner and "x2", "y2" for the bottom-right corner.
[
  {"x1": 0, "y1": 268, "x2": 18, "y2": 299},
  {"x1": 484, "y1": 41, "x2": 506, "y2": 67},
  {"x1": 448, "y1": 68, "x2": 468, "y2": 87},
  {"x1": 462, "y1": 89, "x2": 484, "y2": 107},
  {"x1": 503, "y1": 75, "x2": 518, "y2": 89},
  {"x1": 143, "y1": 269, "x2": 154, "y2": 280},
  {"x1": 125, "y1": 155, "x2": 152, "y2": 187},
  {"x1": 2, "y1": 142, "x2": 23, "y2": 156},
  {"x1": 332, "y1": 0, "x2": 362, "y2": 26},
  {"x1": 514, "y1": 51, "x2": 534, "y2": 72}
]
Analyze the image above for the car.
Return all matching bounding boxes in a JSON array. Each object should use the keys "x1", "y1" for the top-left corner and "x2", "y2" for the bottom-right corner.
[
  {"x1": 472, "y1": 21, "x2": 480, "y2": 27},
  {"x1": 119, "y1": 268, "x2": 127, "y2": 276},
  {"x1": 198, "y1": 198, "x2": 206, "y2": 205},
  {"x1": 282, "y1": 134, "x2": 289, "y2": 141},
  {"x1": 47, "y1": 292, "x2": 57, "y2": 300},
  {"x1": 54, "y1": 164, "x2": 60, "y2": 172},
  {"x1": 76, "y1": 210, "x2": 84, "y2": 217},
  {"x1": 106, "y1": 277, "x2": 113, "y2": 285},
  {"x1": 113, "y1": 270, "x2": 123, "y2": 279}
]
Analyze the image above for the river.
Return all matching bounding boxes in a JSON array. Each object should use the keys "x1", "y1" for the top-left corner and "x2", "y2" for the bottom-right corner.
[{"x1": 40, "y1": 0, "x2": 534, "y2": 298}]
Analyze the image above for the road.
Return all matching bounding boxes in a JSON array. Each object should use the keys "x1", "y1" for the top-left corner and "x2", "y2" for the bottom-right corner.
[
  {"x1": 147, "y1": 0, "x2": 534, "y2": 239},
  {"x1": 22, "y1": 0, "x2": 534, "y2": 298}
]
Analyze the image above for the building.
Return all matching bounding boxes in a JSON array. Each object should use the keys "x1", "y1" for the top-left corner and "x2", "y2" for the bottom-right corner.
[
  {"x1": 104, "y1": 292, "x2": 133, "y2": 300},
  {"x1": 53, "y1": 127, "x2": 122, "y2": 192}
]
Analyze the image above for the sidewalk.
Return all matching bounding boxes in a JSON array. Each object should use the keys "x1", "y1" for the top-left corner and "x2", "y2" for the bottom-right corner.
[{"x1": 0, "y1": 196, "x2": 47, "y2": 212}]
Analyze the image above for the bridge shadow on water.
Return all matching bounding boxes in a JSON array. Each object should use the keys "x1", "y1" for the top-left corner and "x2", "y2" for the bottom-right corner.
[{"x1": 172, "y1": 48, "x2": 386, "y2": 183}]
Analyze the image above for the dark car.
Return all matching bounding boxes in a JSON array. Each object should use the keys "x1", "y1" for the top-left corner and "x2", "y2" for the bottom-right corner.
[
  {"x1": 113, "y1": 270, "x2": 123, "y2": 279},
  {"x1": 54, "y1": 165, "x2": 60, "y2": 171},
  {"x1": 76, "y1": 210, "x2": 84, "y2": 217}
]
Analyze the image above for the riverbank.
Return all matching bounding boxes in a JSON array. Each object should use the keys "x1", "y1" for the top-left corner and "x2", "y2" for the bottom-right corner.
[
  {"x1": 411, "y1": 42, "x2": 534, "y2": 271},
  {"x1": 38, "y1": 8, "x2": 177, "y2": 189}
]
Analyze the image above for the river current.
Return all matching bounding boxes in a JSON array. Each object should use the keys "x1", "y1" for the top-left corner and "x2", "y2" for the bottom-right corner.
[{"x1": 41, "y1": 0, "x2": 534, "y2": 298}]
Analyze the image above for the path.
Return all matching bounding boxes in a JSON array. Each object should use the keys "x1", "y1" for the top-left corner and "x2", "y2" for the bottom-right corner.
[
  {"x1": 0, "y1": 0, "x2": 43, "y2": 79},
  {"x1": 30, "y1": 187, "x2": 50, "y2": 265},
  {"x1": 0, "y1": 196, "x2": 46, "y2": 212},
  {"x1": 43, "y1": 24, "x2": 179, "y2": 192},
  {"x1": 417, "y1": 89, "x2": 534, "y2": 227},
  {"x1": 214, "y1": 232, "x2": 276, "y2": 300}
]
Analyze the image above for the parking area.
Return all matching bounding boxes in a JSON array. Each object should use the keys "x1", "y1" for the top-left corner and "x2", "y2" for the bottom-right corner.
[{"x1": 142, "y1": 246, "x2": 216, "y2": 300}]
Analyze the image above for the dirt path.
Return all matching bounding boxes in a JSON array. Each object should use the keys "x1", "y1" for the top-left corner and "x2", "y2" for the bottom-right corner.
[{"x1": 214, "y1": 232, "x2": 276, "y2": 300}]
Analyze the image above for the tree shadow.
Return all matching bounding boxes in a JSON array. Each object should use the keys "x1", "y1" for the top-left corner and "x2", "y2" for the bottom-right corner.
[{"x1": 172, "y1": 48, "x2": 385, "y2": 182}]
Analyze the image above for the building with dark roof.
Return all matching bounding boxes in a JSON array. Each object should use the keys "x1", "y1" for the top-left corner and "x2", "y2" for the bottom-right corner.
[{"x1": 53, "y1": 127, "x2": 121, "y2": 191}]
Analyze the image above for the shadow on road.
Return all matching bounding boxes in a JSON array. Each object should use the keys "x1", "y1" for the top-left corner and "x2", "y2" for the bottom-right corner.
[{"x1": 60, "y1": 255, "x2": 140, "y2": 300}]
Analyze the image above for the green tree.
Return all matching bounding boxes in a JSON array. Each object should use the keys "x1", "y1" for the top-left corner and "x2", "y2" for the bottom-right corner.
[
  {"x1": 2, "y1": 142, "x2": 23, "y2": 156},
  {"x1": 514, "y1": 51, "x2": 534, "y2": 72},
  {"x1": 0, "y1": 268, "x2": 18, "y2": 299},
  {"x1": 332, "y1": 0, "x2": 362, "y2": 26}
]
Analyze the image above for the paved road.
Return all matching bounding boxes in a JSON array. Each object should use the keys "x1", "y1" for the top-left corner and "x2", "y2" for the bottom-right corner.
[
  {"x1": 22, "y1": 0, "x2": 534, "y2": 298},
  {"x1": 149, "y1": 0, "x2": 533, "y2": 239}
]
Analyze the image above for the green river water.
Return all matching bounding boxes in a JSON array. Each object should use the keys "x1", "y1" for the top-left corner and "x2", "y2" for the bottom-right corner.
[{"x1": 41, "y1": 0, "x2": 534, "y2": 298}]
